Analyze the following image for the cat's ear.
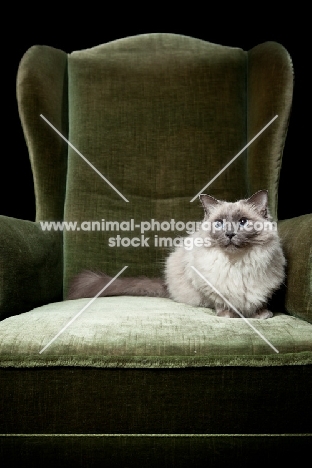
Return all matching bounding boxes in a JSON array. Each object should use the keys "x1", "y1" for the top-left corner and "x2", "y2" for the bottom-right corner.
[
  {"x1": 199, "y1": 194, "x2": 220, "y2": 215},
  {"x1": 246, "y1": 190, "x2": 268, "y2": 218}
]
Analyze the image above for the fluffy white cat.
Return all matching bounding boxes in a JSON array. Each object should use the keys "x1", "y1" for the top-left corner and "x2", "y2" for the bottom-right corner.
[{"x1": 67, "y1": 190, "x2": 286, "y2": 319}]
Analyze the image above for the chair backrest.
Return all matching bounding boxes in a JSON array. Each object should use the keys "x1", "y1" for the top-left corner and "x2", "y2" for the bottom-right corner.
[{"x1": 17, "y1": 33, "x2": 293, "y2": 294}]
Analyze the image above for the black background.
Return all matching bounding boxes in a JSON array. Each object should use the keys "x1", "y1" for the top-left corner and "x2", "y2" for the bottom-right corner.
[{"x1": 2, "y1": 20, "x2": 310, "y2": 222}]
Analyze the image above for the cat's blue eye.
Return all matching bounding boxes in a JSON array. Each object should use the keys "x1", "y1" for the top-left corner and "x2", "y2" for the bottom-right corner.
[
  {"x1": 239, "y1": 217, "x2": 248, "y2": 226},
  {"x1": 214, "y1": 220, "x2": 223, "y2": 229}
]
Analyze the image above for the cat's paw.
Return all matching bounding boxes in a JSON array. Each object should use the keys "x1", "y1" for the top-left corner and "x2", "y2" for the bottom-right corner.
[
  {"x1": 252, "y1": 309, "x2": 273, "y2": 319},
  {"x1": 216, "y1": 309, "x2": 241, "y2": 318}
]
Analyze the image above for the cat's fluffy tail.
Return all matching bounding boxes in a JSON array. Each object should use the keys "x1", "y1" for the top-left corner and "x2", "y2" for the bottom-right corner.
[{"x1": 67, "y1": 270, "x2": 169, "y2": 300}]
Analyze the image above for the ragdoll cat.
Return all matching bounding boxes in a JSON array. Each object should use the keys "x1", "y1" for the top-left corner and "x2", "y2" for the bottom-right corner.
[{"x1": 67, "y1": 190, "x2": 286, "y2": 319}]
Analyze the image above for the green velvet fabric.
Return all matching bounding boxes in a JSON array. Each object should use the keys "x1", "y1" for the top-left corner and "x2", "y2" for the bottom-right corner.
[
  {"x1": 14, "y1": 35, "x2": 295, "y2": 295},
  {"x1": 61, "y1": 36, "x2": 293, "y2": 292},
  {"x1": 64, "y1": 34, "x2": 248, "y2": 290},
  {"x1": 247, "y1": 42, "x2": 293, "y2": 219},
  {"x1": 0, "y1": 297, "x2": 311, "y2": 363},
  {"x1": 17, "y1": 45, "x2": 68, "y2": 222},
  {"x1": 0, "y1": 216, "x2": 62, "y2": 321},
  {"x1": 278, "y1": 214, "x2": 312, "y2": 323}
]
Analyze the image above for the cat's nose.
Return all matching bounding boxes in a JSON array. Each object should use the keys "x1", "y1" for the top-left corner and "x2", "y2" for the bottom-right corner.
[{"x1": 226, "y1": 232, "x2": 236, "y2": 239}]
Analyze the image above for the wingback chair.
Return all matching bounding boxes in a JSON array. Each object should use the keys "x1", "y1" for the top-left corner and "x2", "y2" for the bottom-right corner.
[{"x1": 1, "y1": 33, "x2": 311, "y2": 466}]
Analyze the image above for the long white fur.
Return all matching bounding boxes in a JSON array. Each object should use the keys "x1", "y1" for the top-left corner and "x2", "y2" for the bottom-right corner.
[{"x1": 165, "y1": 193, "x2": 286, "y2": 318}]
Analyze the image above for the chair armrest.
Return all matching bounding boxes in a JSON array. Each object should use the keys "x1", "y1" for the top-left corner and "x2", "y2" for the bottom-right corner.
[
  {"x1": 0, "y1": 215, "x2": 63, "y2": 320},
  {"x1": 278, "y1": 214, "x2": 312, "y2": 323}
]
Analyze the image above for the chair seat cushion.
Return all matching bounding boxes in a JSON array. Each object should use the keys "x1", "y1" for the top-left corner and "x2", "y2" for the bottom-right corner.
[{"x1": 1, "y1": 297, "x2": 311, "y2": 367}]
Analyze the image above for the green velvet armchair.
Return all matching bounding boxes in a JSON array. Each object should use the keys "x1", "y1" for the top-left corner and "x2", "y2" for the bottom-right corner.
[{"x1": 1, "y1": 33, "x2": 311, "y2": 466}]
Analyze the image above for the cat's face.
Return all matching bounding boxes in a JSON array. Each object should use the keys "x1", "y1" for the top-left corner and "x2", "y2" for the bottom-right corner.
[{"x1": 199, "y1": 190, "x2": 277, "y2": 251}]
